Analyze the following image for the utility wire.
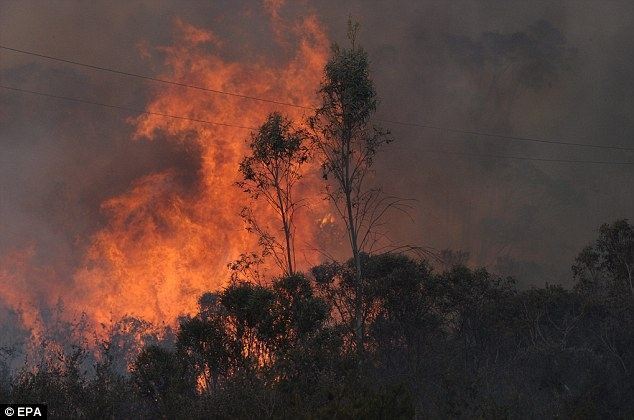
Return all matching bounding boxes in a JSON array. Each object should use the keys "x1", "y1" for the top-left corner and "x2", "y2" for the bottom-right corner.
[
  {"x1": 380, "y1": 120, "x2": 634, "y2": 152},
  {"x1": 0, "y1": 85, "x2": 258, "y2": 130},
  {"x1": 0, "y1": 45, "x2": 313, "y2": 110},
  {"x1": 416, "y1": 148, "x2": 634, "y2": 165},
  {"x1": 2, "y1": 84, "x2": 633, "y2": 166},
  {"x1": 2, "y1": 44, "x2": 633, "y2": 152}
]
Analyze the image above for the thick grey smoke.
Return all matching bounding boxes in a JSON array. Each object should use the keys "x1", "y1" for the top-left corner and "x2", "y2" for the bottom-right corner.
[
  {"x1": 312, "y1": 0, "x2": 634, "y2": 286},
  {"x1": 1, "y1": 0, "x2": 632, "y2": 309}
]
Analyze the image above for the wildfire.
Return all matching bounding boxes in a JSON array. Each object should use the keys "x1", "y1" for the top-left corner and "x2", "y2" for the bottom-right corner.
[
  {"x1": 0, "y1": 4, "x2": 331, "y2": 343},
  {"x1": 0, "y1": 247, "x2": 48, "y2": 340}
]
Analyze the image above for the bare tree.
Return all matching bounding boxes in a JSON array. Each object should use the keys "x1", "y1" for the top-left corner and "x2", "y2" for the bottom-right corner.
[
  {"x1": 309, "y1": 21, "x2": 391, "y2": 352},
  {"x1": 238, "y1": 112, "x2": 308, "y2": 276}
]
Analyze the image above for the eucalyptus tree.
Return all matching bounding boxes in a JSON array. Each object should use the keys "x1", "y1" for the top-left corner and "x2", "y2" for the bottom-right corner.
[
  {"x1": 238, "y1": 112, "x2": 308, "y2": 276},
  {"x1": 309, "y1": 21, "x2": 391, "y2": 352}
]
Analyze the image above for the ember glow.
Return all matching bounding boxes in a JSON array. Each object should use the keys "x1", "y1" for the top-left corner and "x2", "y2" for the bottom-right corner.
[{"x1": 1, "y1": 9, "x2": 331, "y2": 340}]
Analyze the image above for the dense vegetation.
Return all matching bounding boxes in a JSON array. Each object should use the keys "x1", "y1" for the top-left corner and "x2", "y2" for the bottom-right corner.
[{"x1": 1, "y1": 220, "x2": 632, "y2": 418}]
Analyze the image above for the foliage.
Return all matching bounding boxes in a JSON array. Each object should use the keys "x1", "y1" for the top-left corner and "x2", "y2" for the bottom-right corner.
[
  {"x1": 237, "y1": 112, "x2": 309, "y2": 275},
  {"x1": 309, "y1": 20, "x2": 392, "y2": 352},
  {"x1": 7, "y1": 222, "x2": 634, "y2": 418},
  {"x1": 573, "y1": 219, "x2": 634, "y2": 299}
]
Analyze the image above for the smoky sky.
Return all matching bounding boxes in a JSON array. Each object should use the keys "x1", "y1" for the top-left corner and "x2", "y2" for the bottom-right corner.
[{"x1": 1, "y1": 0, "x2": 633, "y2": 293}]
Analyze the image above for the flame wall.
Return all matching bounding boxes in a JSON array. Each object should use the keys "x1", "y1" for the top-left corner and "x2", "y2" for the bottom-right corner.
[{"x1": 0, "y1": 7, "x2": 332, "y2": 341}]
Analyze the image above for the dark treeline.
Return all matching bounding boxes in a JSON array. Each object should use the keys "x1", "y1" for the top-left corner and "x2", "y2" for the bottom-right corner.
[
  {"x1": 1, "y1": 219, "x2": 633, "y2": 418},
  {"x1": 2, "y1": 23, "x2": 633, "y2": 419}
]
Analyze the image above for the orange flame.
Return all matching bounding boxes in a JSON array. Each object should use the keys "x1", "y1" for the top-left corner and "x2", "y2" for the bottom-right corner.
[
  {"x1": 64, "y1": 11, "x2": 331, "y2": 329},
  {"x1": 0, "y1": 6, "x2": 332, "y2": 357}
]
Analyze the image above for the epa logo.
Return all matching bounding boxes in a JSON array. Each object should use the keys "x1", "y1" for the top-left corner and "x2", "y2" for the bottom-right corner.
[{"x1": 1, "y1": 405, "x2": 46, "y2": 418}]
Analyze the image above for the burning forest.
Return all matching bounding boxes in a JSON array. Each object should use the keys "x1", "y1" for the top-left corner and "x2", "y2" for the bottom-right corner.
[{"x1": 1, "y1": 1, "x2": 633, "y2": 418}]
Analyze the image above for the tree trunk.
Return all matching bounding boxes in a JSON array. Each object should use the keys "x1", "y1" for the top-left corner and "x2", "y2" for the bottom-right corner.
[
  {"x1": 343, "y1": 135, "x2": 363, "y2": 355},
  {"x1": 275, "y1": 183, "x2": 293, "y2": 276},
  {"x1": 345, "y1": 187, "x2": 363, "y2": 354}
]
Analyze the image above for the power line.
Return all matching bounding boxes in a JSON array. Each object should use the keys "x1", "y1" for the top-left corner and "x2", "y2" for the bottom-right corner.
[
  {"x1": 380, "y1": 120, "x2": 634, "y2": 152},
  {"x1": 416, "y1": 148, "x2": 634, "y2": 165},
  {"x1": 0, "y1": 45, "x2": 313, "y2": 110},
  {"x1": 0, "y1": 85, "x2": 257, "y2": 130},
  {"x1": 2, "y1": 84, "x2": 633, "y2": 166},
  {"x1": 2, "y1": 44, "x2": 633, "y2": 153}
]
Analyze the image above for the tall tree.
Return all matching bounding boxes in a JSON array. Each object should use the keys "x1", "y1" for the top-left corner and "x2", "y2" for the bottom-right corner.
[
  {"x1": 573, "y1": 219, "x2": 634, "y2": 298},
  {"x1": 309, "y1": 21, "x2": 391, "y2": 352},
  {"x1": 238, "y1": 112, "x2": 308, "y2": 276}
]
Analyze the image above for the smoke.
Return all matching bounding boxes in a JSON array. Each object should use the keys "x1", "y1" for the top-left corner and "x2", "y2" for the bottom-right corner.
[
  {"x1": 1, "y1": 0, "x2": 633, "y2": 359},
  {"x1": 312, "y1": 0, "x2": 634, "y2": 286}
]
